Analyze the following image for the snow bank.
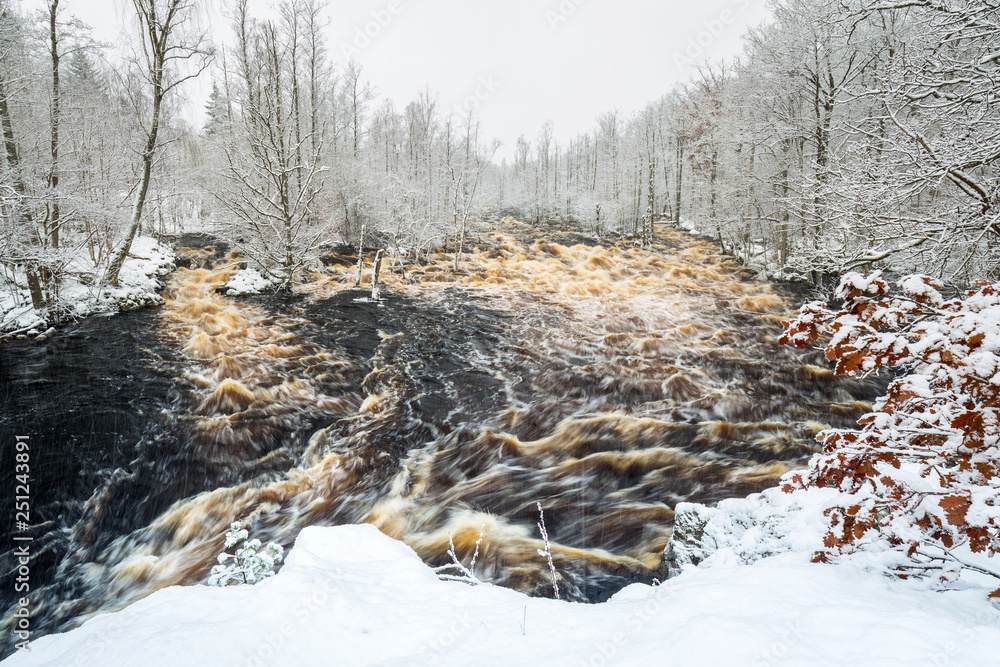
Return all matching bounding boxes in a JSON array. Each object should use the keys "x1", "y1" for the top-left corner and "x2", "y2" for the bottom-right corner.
[
  {"x1": 225, "y1": 268, "x2": 276, "y2": 296},
  {"x1": 0, "y1": 236, "x2": 174, "y2": 334},
  {"x1": 6, "y1": 523, "x2": 999, "y2": 667}
]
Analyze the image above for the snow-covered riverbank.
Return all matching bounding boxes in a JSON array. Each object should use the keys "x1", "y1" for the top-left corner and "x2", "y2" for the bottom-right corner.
[
  {"x1": 1, "y1": 236, "x2": 174, "y2": 336},
  {"x1": 6, "y1": 502, "x2": 999, "y2": 667}
]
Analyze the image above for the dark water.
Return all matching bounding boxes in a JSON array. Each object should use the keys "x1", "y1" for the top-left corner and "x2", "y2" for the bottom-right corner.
[
  {"x1": 0, "y1": 220, "x2": 883, "y2": 657},
  {"x1": 0, "y1": 310, "x2": 176, "y2": 571}
]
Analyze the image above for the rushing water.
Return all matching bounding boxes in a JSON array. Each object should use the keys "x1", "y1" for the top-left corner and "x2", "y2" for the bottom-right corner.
[{"x1": 0, "y1": 219, "x2": 881, "y2": 654}]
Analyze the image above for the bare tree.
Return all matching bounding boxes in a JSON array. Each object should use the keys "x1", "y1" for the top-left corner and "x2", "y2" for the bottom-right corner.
[
  {"x1": 452, "y1": 137, "x2": 500, "y2": 271},
  {"x1": 0, "y1": 2, "x2": 44, "y2": 311},
  {"x1": 46, "y1": 0, "x2": 60, "y2": 250},
  {"x1": 222, "y1": 2, "x2": 329, "y2": 287},
  {"x1": 105, "y1": 0, "x2": 211, "y2": 286}
]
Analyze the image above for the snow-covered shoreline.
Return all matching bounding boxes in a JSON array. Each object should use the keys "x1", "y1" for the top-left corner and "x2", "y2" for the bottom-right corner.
[
  {"x1": 6, "y1": 515, "x2": 999, "y2": 667},
  {"x1": 4, "y1": 238, "x2": 998, "y2": 665},
  {"x1": 0, "y1": 236, "x2": 175, "y2": 336}
]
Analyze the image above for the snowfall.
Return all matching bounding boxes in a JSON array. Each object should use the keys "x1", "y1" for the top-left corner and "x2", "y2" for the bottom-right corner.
[
  {"x1": 4, "y1": 241, "x2": 1000, "y2": 665},
  {"x1": 5, "y1": 485, "x2": 1000, "y2": 667}
]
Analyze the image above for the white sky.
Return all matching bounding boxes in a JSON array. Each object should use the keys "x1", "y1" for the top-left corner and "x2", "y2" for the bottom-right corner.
[{"x1": 37, "y1": 0, "x2": 772, "y2": 161}]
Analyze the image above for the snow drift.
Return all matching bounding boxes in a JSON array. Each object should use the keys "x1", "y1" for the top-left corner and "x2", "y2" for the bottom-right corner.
[{"x1": 5, "y1": 521, "x2": 998, "y2": 667}]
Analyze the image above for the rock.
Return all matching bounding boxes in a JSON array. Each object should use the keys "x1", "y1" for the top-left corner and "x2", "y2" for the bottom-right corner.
[
  {"x1": 663, "y1": 502, "x2": 713, "y2": 578},
  {"x1": 35, "y1": 327, "x2": 57, "y2": 342}
]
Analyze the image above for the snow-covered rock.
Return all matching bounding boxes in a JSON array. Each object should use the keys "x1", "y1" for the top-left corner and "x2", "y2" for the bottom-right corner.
[
  {"x1": 6, "y1": 523, "x2": 999, "y2": 667},
  {"x1": 225, "y1": 268, "x2": 276, "y2": 296},
  {"x1": 665, "y1": 485, "x2": 841, "y2": 576}
]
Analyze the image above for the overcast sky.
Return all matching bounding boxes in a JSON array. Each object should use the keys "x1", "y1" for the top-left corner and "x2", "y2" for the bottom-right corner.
[{"x1": 39, "y1": 0, "x2": 771, "y2": 161}]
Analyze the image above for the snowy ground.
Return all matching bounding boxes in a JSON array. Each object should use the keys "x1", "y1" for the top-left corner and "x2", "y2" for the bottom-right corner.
[
  {"x1": 0, "y1": 236, "x2": 174, "y2": 335},
  {"x1": 6, "y1": 499, "x2": 1000, "y2": 667}
]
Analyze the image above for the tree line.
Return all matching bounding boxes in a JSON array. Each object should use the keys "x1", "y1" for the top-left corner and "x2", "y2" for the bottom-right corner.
[
  {"x1": 2, "y1": 0, "x2": 999, "y2": 325},
  {"x1": 508, "y1": 0, "x2": 1000, "y2": 285}
]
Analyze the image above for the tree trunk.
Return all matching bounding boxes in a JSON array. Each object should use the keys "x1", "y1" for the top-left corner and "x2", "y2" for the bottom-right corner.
[
  {"x1": 355, "y1": 224, "x2": 366, "y2": 285},
  {"x1": 453, "y1": 223, "x2": 465, "y2": 272},
  {"x1": 674, "y1": 141, "x2": 683, "y2": 226},
  {"x1": 48, "y1": 0, "x2": 60, "y2": 249},
  {"x1": 106, "y1": 0, "x2": 188, "y2": 287},
  {"x1": 0, "y1": 67, "x2": 45, "y2": 312},
  {"x1": 370, "y1": 249, "x2": 383, "y2": 300},
  {"x1": 0, "y1": 76, "x2": 20, "y2": 176},
  {"x1": 646, "y1": 152, "x2": 655, "y2": 245},
  {"x1": 105, "y1": 81, "x2": 162, "y2": 286}
]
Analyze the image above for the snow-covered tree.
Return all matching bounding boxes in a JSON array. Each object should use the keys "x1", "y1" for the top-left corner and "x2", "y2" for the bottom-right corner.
[
  {"x1": 208, "y1": 521, "x2": 285, "y2": 587},
  {"x1": 220, "y1": 0, "x2": 330, "y2": 287},
  {"x1": 105, "y1": 0, "x2": 212, "y2": 287},
  {"x1": 831, "y1": 0, "x2": 1000, "y2": 282}
]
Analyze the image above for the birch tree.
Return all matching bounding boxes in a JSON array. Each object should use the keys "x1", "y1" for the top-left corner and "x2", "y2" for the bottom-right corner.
[
  {"x1": 451, "y1": 136, "x2": 499, "y2": 270},
  {"x1": 105, "y1": 0, "x2": 211, "y2": 286},
  {"x1": 222, "y1": 0, "x2": 329, "y2": 287}
]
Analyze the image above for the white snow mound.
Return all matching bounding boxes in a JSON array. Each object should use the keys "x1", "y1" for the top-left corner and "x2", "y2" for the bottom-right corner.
[
  {"x1": 225, "y1": 268, "x2": 276, "y2": 296},
  {"x1": 5, "y1": 523, "x2": 1000, "y2": 667}
]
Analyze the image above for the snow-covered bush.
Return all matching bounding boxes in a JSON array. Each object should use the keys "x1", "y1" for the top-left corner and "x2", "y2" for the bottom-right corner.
[
  {"x1": 208, "y1": 521, "x2": 284, "y2": 587},
  {"x1": 781, "y1": 271, "x2": 1000, "y2": 596}
]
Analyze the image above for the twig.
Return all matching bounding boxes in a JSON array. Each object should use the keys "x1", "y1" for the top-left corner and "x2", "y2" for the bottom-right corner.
[
  {"x1": 915, "y1": 547, "x2": 1000, "y2": 581},
  {"x1": 434, "y1": 524, "x2": 485, "y2": 585},
  {"x1": 536, "y1": 502, "x2": 560, "y2": 600}
]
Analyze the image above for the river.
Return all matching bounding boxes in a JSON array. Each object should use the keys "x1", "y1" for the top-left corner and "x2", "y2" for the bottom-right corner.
[{"x1": 0, "y1": 219, "x2": 881, "y2": 655}]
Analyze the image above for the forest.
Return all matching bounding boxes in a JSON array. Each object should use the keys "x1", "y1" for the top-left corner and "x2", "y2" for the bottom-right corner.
[{"x1": 3, "y1": 0, "x2": 1000, "y2": 331}]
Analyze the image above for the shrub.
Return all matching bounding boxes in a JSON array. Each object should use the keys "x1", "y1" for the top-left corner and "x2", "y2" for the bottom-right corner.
[
  {"x1": 208, "y1": 521, "x2": 284, "y2": 587},
  {"x1": 781, "y1": 271, "x2": 1000, "y2": 596}
]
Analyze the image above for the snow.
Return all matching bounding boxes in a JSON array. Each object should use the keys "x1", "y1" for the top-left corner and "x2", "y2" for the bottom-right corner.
[
  {"x1": 225, "y1": 268, "x2": 276, "y2": 296},
  {"x1": 899, "y1": 275, "x2": 944, "y2": 304},
  {"x1": 0, "y1": 301, "x2": 45, "y2": 334},
  {"x1": 6, "y1": 521, "x2": 999, "y2": 667},
  {"x1": 666, "y1": 486, "x2": 842, "y2": 571},
  {"x1": 841, "y1": 270, "x2": 885, "y2": 296},
  {"x1": 0, "y1": 236, "x2": 175, "y2": 334},
  {"x1": 677, "y1": 216, "x2": 701, "y2": 236}
]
